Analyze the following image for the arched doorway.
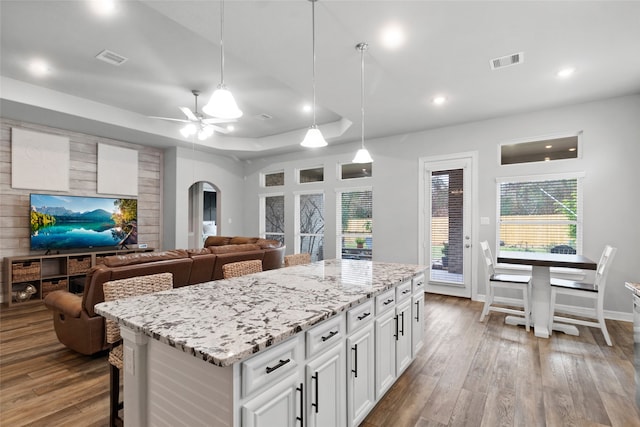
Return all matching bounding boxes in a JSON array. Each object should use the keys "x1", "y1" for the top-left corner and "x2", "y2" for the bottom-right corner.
[{"x1": 188, "y1": 181, "x2": 220, "y2": 249}]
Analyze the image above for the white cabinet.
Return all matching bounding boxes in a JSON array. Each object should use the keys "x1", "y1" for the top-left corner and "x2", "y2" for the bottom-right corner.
[
  {"x1": 395, "y1": 299, "x2": 413, "y2": 376},
  {"x1": 412, "y1": 293, "x2": 424, "y2": 357},
  {"x1": 241, "y1": 373, "x2": 302, "y2": 427},
  {"x1": 347, "y1": 323, "x2": 375, "y2": 427},
  {"x1": 306, "y1": 342, "x2": 346, "y2": 427},
  {"x1": 375, "y1": 309, "x2": 397, "y2": 399}
]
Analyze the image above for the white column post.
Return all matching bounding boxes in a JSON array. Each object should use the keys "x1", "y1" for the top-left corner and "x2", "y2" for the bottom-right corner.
[{"x1": 121, "y1": 326, "x2": 149, "y2": 427}]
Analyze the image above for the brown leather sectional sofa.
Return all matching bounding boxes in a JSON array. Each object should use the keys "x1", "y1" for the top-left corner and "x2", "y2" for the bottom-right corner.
[{"x1": 43, "y1": 237, "x2": 284, "y2": 355}]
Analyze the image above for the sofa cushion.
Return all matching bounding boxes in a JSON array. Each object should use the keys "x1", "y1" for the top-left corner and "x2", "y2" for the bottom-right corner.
[
  {"x1": 208, "y1": 244, "x2": 261, "y2": 254},
  {"x1": 104, "y1": 250, "x2": 188, "y2": 267},
  {"x1": 204, "y1": 236, "x2": 231, "y2": 246},
  {"x1": 255, "y1": 238, "x2": 283, "y2": 249},
  {"x1": 230, "y1": 236, "x2": 259, "y2": 245}
]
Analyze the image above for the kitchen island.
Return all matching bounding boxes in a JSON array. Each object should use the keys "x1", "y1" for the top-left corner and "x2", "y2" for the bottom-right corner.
[{"x1": 96, "y1": 259, "x2": 426, "y2": 427}]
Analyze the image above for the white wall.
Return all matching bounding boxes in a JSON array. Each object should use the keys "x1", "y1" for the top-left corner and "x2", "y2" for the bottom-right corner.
[
  {"x1": 163, "y1": 146, "x2": 245, "y2": 250},
  {"x1": 243, "y1": 94, "x2": 640, "y2": 316}
]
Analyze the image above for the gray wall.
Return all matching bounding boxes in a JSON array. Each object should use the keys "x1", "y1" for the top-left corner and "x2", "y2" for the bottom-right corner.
[{"x1": 242, "y1": 94, "x2": 640, "y2": 316}]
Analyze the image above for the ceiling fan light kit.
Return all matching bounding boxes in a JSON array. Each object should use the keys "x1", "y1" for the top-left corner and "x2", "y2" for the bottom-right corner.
[
  {"x1": 300, "y1": 0, "x2": 327, "y2": 148},
  {"x1": 203, "y1": 0, "x2": 243, "y2": 120},
  {"x1": 353, "y1": 42, "x2": 373, "y2": 163}
]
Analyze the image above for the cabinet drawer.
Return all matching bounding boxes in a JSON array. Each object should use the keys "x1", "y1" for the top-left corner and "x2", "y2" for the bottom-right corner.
[
  {"x1": 242, "y1": 335, "x2": 302, "y2": 398},
  {"x1": 412, "y1": 274, "x2": 425, "y2": 294},
  {"x1": 396, "y1": 281, "x2": 413, "y2": 302},
  {"x1": 347, "y1": 300, "x2": 374, "y2": 333},
  {"x1": 306, "y1": 314, "x2": 345, "y2": 358},
  {"x1": 375, "y1": 288, "x2": 396, "y2": 315}
]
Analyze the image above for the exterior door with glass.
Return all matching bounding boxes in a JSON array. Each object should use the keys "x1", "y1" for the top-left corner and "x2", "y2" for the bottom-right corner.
[{"x1": 423, "y1": 158, "x2": 472, "y2": 298}]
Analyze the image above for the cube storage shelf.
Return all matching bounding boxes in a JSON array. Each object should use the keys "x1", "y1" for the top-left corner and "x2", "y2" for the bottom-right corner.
[{"x1": 4, "y1": 248, "x2": 154, "y2": 306}]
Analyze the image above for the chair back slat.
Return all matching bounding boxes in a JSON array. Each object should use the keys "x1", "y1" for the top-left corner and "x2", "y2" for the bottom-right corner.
[
  {"x1": 103, "y1": 272, "x2": 173, "y2": 344},
  {"x1": 479, "y1": 241, "x2": 496, "y2": 277},
  {"x1": 594, "y1": 245, "x2": 617, "y2": 291}
]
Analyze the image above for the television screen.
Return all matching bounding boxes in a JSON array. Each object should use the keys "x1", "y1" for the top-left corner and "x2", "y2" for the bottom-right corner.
[{"x1": 30, "y1": 194, "x2": 138, "y2": 251}]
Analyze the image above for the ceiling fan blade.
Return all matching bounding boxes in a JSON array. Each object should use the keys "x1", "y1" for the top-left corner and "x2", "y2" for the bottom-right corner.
[
  {"x1": 148, "y1": 116, "x2": 190, "y2": 123},
  {"x1": 202, "y1": 117, "x2": 238, "y2": 124},
  {"x1": 179, "y1": 107, "x2": 198, "y2": 122},
  {"x1": 207, "y1": 124, "x2": 231, "y2": 134}
]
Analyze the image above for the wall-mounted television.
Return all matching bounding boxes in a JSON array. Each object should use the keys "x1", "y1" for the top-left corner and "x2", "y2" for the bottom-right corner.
[{"x1": 30, "y1": 193, "x2": 138, "y2": 251}]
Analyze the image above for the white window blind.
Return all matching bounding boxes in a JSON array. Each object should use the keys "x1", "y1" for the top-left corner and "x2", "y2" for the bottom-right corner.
[
  {"x1": 338, "y1": 190, "x2": 372, "y2": 260},
  {"x1": 498, "y1": 176, "x2": 581, "y2": 254},
  {"x1": 430, "y1": 169, "x2": 463, "y2": 280}
]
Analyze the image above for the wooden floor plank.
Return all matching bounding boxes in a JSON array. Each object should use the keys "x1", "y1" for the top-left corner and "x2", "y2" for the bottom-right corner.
[{"x1": 2, "y1": 294, "x2": 640, "y2": 427}]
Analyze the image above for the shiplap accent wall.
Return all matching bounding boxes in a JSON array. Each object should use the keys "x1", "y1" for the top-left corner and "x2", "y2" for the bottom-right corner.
[{"x1": 0, "y1": 118, "x2": 163, "y2": 303}]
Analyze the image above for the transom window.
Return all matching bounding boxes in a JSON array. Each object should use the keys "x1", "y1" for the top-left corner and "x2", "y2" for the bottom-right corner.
[{"x1": 497, "y1": 173, "x2": 583, "y2": 255}]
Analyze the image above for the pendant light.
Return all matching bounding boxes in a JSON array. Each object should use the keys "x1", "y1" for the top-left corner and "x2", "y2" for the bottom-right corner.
[
  {"x1": 202, "y1": 0, "x2": 243, "y2": 119},
  {"x1": 353, "y1": 42, "x2": 373, "y2": 163},
  {"x1": 300, "y1": 0, "x2": 327, "y2": 148}
]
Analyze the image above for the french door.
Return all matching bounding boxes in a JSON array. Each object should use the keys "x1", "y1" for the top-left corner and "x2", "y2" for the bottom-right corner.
[{"x1": 421, "y1": 155, "x2": 474, "y2": 298}]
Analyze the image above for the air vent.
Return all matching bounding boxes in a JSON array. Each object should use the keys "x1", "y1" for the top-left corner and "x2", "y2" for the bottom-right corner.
[
  {"x1": 95, "y1": 49, "x2": 128, "y2": 66},
  {"x1": 256, "y1": 113, "x2": 273, "y2": 120},
  {"x1": 490, "y1": 52, "x2": 523, "y2": 70}
]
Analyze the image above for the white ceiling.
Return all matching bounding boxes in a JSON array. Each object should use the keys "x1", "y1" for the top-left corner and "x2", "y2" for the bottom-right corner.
[{"x1": 1, "y1": 1, "x2": 639, "y2": 160}]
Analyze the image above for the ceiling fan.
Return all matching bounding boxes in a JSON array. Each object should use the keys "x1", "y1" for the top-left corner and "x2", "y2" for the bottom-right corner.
[{"x1": 150, "y1": 90, "x2": 236, "y2": 140}]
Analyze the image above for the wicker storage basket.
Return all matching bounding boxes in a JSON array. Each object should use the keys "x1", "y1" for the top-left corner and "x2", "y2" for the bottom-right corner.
[
  {"x1": 12, "y1": 261, "x2": 41, "y2": 282},
  {"x1": 42, "y1": 279, "x2": 68, "y2": 298},
  {"x1": 68, "y1": 257, "x2": 91, "y2": 275}
]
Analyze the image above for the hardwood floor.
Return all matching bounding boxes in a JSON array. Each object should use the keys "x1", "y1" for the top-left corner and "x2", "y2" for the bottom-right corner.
[{"x1": 1, "y1": 294, "x2": 638, "y2": 426}]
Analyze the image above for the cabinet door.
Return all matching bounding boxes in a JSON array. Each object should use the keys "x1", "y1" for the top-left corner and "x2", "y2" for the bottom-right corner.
[
  {"x1": 306, "y1": 343, "x2": 346, "y2": 427},
  {"x1": 347, "y1": 324, "x2": 375, "y2": 427},
  {"x1": 242, "y1": 373, "x2": 302, "y2": 427},
  {"x1": 396, "y1": 299, "x2": 412, "y2": 375},
  {"x1": 412, "y1": 293, "x2": 425, "y2": 358},
  {"x1": 375, "y1": 309, "x2": 396, "y2": 399}
]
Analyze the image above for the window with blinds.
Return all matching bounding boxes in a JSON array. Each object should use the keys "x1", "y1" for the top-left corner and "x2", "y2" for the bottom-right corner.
[
  {"x1": 430, "y1": 169, "x2": 463, "y2": 282},
  {"x1": 263, "y1": 195, "x2": 285, "y2": 245},
  {"x1": 337, "y1": 189, "x2": 372, "y2": 260},
  {"x1": 297, "y1": 193, "x2": 324, "y2": 261},
  {"x1": 498, "y1": 175, "x2": 581, "y2": 254}
]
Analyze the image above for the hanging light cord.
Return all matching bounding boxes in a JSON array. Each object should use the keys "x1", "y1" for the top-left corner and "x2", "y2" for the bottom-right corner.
[
  {"x1": 311, "y1": 0, "x2": 317, "y2": 127},
  {"x1": 360, "y1": 44, "x2": 365, "y2": 149},
  {"x1": 219, "y1": 0, "x2": 225, "y2": 86}
]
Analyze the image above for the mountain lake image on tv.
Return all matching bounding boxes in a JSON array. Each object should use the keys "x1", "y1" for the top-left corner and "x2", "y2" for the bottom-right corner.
[{"x1": 30, "y1": 194, "x2": 138, "y2": 251}]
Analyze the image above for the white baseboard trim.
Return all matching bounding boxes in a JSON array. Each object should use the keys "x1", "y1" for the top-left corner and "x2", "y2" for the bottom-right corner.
[{"x1": 474, "y1": 294, "x2": 632, "y2": 323}]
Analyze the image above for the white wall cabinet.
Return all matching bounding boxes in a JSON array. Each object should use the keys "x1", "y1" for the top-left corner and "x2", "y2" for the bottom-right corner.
[
  {"x1": 375, "y1": 309, "x2": 397, "y2": 399},
  {"x1": 347, "y1": 323, "x2": 375, "y2": 427}
]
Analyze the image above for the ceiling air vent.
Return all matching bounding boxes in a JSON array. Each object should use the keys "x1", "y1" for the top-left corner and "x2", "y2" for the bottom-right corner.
[
  {"x1": 256, "y1": 113, "x2": 273, "y2": 120},
  {"x1": 95, "y1": 49, "x2": 128, "y2": 66},
  {"x1": 490, "y1": 52, "x2": 523, "y2": 70}
]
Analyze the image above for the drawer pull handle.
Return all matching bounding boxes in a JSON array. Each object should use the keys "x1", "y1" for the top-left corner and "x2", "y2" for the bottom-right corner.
[
  {"x1": 400, "y1": 312, "x2": 405, "y2": 336},
  {"x1": 321, "y1": 330, "x2": 338, "y2": 342},
  {"x1": 357, "y1": 312, "x2": 371, "y2": 321},
  {"x1": 383, "y1": 298, "x2": 394, "y2": 306},
  {"x1": 402, "y1": 289, "x2": 411, "y2": 294},
  {"x1": 415, "y1": 300, "x2": 420, "y2": 321},
  {"x1": 265, "y1": 358, "x2": 291, "y2": 374},
  {"x1": 394, "y1": 314, "x2": 399, "y2": 340}
]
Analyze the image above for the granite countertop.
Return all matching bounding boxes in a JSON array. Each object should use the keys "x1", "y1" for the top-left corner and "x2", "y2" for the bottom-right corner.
[
  {"x1": 625, "y1": 282, "x2": 640, "y2": 297},
  {"x1": 95, "y1": 259, "x2": 426, "y2": 367}
]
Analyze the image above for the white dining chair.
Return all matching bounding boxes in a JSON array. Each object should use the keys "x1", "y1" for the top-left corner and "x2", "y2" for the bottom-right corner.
[
  {"x1": 479, "y1": 241, "x2": 532, "y2": 330},
  {"x1": 548, "y1": 245, "x2": 617, "y2": 346}
]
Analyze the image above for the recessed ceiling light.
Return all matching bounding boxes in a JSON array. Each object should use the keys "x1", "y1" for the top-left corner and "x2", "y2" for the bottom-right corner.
[
  {"x1": 432, "y1": 96, "x2": 446, "y2": 106},
  {"x1": 226, "y1": 124, "x2": 235, "y2": 132},
  {"x1": 28, "y1": 59, "x2": 50, "y2": 77},
  {"x1": 381, "y1": 24, "x2": 405, "y2": 49},
  {"x1": 302, "y1": 104, "x2": 312, "y2": 113},
  {"x1": 90, "y1": 0, "x2": 116, "y2": 15},
  {"x1": 557, "y1": 67, "x2": 575, "y2": 78}
]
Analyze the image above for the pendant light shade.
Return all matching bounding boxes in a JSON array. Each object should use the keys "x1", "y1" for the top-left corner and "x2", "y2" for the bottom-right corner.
[
  {"x1": 301, "y1": 0, "x2": 327, "y2": 148},
  {"x1": 203, "y1": 0, "x2": 243, "y2": 120},
  {"x1": 353, "y1": 42, "x2": 373, "y2": 163}
]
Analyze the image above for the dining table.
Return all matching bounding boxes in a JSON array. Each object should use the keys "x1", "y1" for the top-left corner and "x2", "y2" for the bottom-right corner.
[{"x1": 497, "y1": 251, "x2": 597, "y2": 338}]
